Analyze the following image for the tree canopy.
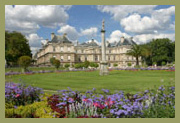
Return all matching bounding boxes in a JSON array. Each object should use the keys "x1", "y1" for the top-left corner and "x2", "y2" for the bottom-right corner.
[
  {"x1": 141, "y1": 38, "x2": 175, "y2": 66},
  {"x1": 5, "y1": 31, "x2": 32, "y2": 66}
]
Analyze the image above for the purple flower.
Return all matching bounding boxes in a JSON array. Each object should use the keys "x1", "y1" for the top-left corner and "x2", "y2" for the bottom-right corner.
[
  {"x1": 56, "y1": 102, "x2": 66, "y2": 106},
  {"x1": 110, "y1": 109, "x2": 115, "y2": 114},
  {"x1": 102, "y1": 89, "x2": 109, "y2": 94}
]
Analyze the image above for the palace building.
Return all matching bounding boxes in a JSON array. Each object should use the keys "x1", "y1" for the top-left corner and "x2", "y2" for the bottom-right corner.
[{"x1": 35, "y1": 32, "x2": 140, "y2": 68}]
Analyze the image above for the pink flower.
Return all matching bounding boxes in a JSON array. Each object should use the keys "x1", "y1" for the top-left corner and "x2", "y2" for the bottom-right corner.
[
  {"x1": 83, "y1": 98, "x2": 88, "y2": 102},
  {"x1": 93, "y1": 102, "x2": 99, "y2": 107},
  {"x1": 16, "y1": 94, "x2": 20, "y2": 98}
]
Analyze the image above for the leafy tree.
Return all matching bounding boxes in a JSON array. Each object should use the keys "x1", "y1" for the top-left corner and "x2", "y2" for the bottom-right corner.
[
  {"x1": 142, "y1": 38, "x2": 175, "y2": 66},
  {"x1": 140, "y1": 44, "x2": 153, "y2": 66},
  {"x1": 161, "y1": 61, "x2": 166, "y2": 66},
  {"x1": 18, "y1": 56, "x2": 32, "y2": 73},
  {"x1": 50, "y1": 57, "x2": 56, "y2": 65},
  {"x1": 53, "y1": 59, "x2": 60, "y2": 70},
  {"x1": 126, "y1": 44, "x2": 142, "y2": 66},
  {"x1": 5, "y1": 31, "x2": 32, "y2": 66}
]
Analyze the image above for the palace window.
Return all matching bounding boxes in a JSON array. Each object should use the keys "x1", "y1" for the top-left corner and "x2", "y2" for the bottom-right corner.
[
  {"x1": 68, "y1": 56, "x2": 71, "y2": 61},
  {"x1": 95, "y1": 55, "x2": 98, "y2": 61},
  {"x1": 61, "y1": 56, "x2": 64, "y2": 61},
  {"x1": 108, "y1": 56, "x2": 111, "y2": 61},
  {"x1": 114, "y1": 56, "x2": 116, "y2": 61},
  {"x1": 85, "y1": 56, "x2": 87, "y2": 61},
  {"x1": 68, "y1": 47, "x2": 70, "y2": 52},
  {"x1": 60, "y1": 47, "x2": 64, "y2": 52}
]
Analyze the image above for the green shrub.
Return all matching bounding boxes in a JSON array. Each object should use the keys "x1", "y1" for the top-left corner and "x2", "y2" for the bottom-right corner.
[
  {"x1": 53, "y1": 59, "x2": 60, "y2": 70},
  {"x1": 5, "y1": 94, "x2": 57, "y2": 118},
  {"x1": 161, "y1": 61, "x2": 166, "y2": 66},
  {"x1": 83, "y1": 61, "x2": 90, "y2": 68},
  {"x1": 127, "y1": 63, "x2": 132, "y2": 67},
  {"x1": 113, "y1": 63, "x2": 118, "y2": 67},
  {"x1": 64, "y1": 63, "x2": 70, "y2": 68},
  {"x1": 18, "y1": 56, "x2": 32, "y2": 73}
]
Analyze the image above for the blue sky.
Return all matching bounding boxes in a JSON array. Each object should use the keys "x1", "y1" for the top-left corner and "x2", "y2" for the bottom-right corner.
[{"x1": 5, "y1": 5, "x2": 175, "y2": 54}]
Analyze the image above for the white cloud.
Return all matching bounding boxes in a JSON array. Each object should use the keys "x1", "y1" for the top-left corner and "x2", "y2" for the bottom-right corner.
[
  {"x1": 120, "y1": 6, "x2": 175, "y2": 34},
  {"x1": 80, "y1": 27, "x2": 98, "y2": 38},
  {"x1": 133, "y1": 33, "x2": 175, "y2": 44},
  {"x1": 97, "y1": 5, "x2": 157, "y2": 21},
  {"x1": 86, "y1": 39, "x2": 100, "y2": 45},
  {"x1": 107, "y1": 30, "x2": 130, "y2": 43},
  {"x1": 57, "y1": 25, "x2": 79, "y2": 41},
  {"x1": 5, "y1": 5, "x2": 71, "y2": 34},
  {"x1": 26, "y1": 33, "x2": 45, "y2": 54}
]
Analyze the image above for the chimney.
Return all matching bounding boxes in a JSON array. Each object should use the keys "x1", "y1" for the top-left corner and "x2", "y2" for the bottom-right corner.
[
  {"x1": 63, "y1": 33, "x2": 67, "y2": 38},
  {"x1": 121, "y1": 36, "x2": 125, "y2": 43},
  {"x1": 51, "y1": 33, "x2": 55, "y2": 40}
]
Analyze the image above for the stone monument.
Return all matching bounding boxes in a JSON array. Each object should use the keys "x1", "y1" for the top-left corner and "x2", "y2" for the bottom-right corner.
[{"x1": 100, "y1": 19, "x2": 109, "y2": 76}]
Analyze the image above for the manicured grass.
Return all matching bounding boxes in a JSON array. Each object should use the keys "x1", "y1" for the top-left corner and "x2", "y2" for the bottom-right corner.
[
  {"x1": 5, "y1": 70, "x2": 175, "y2": 94},
  {"x1": 5, "y1": 66, "x2": 65, "y2": 72}
]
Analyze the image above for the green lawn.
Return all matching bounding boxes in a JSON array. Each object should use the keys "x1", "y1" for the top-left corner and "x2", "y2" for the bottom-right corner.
[
  {"x1": 5, "y1": 70, "x2": 175, "y2": 94},
  {"x1": 5, "y1": 66, "x2": 61, "y2": 72}
]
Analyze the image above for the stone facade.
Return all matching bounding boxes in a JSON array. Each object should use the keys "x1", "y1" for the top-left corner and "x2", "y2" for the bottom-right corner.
[{"x1": 35, "y1": 33, "x2": 141, "y2": 68}]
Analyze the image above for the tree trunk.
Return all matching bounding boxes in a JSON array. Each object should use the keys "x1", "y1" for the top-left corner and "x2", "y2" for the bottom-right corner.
[{"x1": 136, "y1": 57, "x2": 139, "y2": 66}]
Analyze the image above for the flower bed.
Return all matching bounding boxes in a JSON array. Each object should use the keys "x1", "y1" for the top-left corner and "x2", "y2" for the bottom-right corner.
[{"x1": 5, "y1": 83, "x2": 175, "y2": 118}]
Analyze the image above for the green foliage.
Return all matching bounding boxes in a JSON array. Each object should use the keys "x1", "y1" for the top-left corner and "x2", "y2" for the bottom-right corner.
[
  {"x1": 5, "y1": 97, "x2": 57, "y2": 118},
  {"x1": 127, "y1": 63, "x2": 132, "y2": 67},
  {"x1": 83, "y1": 60, "x2": 90, "y2": 68},
  {"x1": 142, "y1": 85, "x2": 175, "y2": 118},
  {"x1": 53, "y1": 59, "x2": 60, "y2": 70},
  {"x1": 161, "y1": 61, "x2": 166, "y2": 66},
  {"x1": 126, "y1": 44, "x2": 142, "y2": 66},
  {"x1": 141, "y1": 38, "x2": 175, "y2": 66},
  {"x1": 18, "y1": 56, "x2": 32, "y2": 72},
  {"x1": 64, "y1": 63, "x2": 70, "y2": 68},
  {"x1": 153, "y1": 62, "x2": 157, "y2": 65},
  {"x1": 113, "y1": 63, "x2": 118, "y2": 67},
  {"x1": 50, "y1": 57, "x2": 56, "y2": 65},
  {"x1": 74, "y1": 63, "x2": 83, "y2": 69},
  {"x1": 90, "y1": 62, "x2": 99, "y2": 68},
  {"x1": 94, "y1": 63, "x2": 99, "y2": 68},
  {"x1": 5, "y1": 31, "x2": 32, "y2": 66}
]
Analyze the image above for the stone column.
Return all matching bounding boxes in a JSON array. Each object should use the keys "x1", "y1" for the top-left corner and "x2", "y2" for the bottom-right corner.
[{"x1": 100, "y1": 19, "x2": 109, "y2": 75}]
